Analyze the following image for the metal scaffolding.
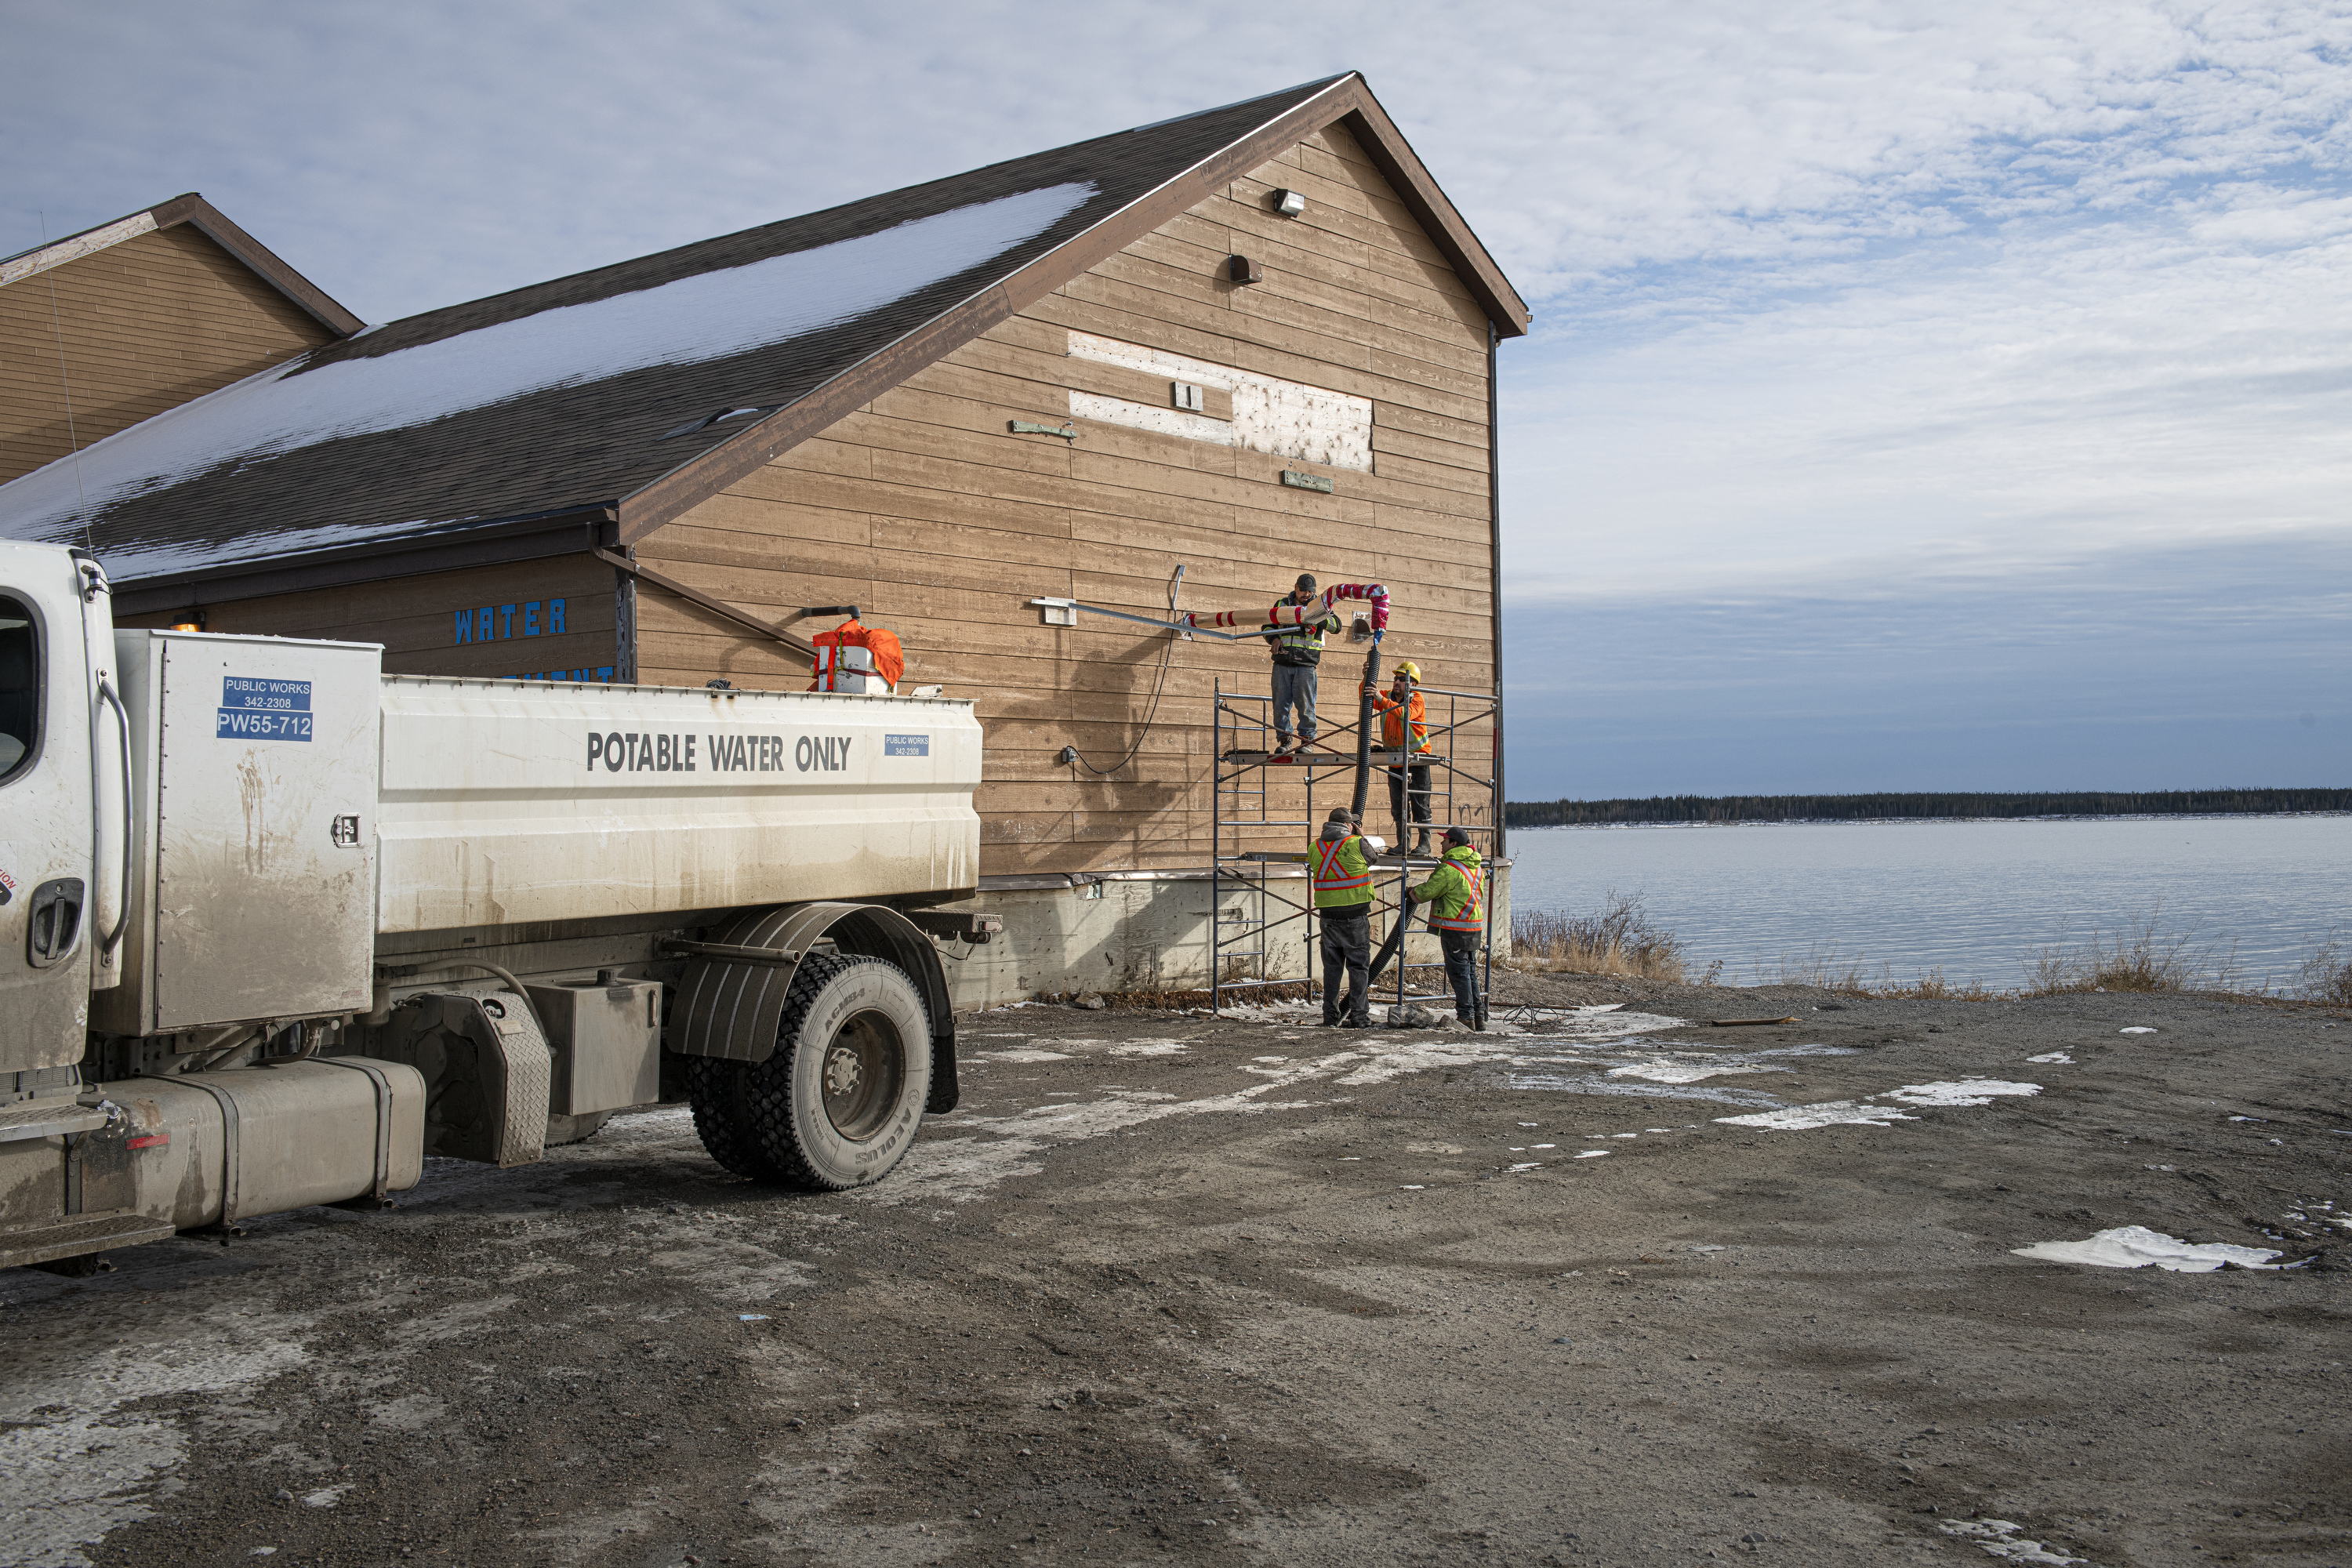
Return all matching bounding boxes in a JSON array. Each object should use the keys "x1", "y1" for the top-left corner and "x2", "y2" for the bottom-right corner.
[{"x1": 1209, "y1": 677, "x2": 1500, "y2": 1018}]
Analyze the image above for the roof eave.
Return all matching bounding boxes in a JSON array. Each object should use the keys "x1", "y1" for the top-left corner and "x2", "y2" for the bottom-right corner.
[{"x1": 106, "y1": 506, "x2": 614, "y2": 614}]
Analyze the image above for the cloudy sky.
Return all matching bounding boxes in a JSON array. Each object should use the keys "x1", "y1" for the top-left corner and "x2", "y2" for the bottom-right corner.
[{"x1": 6, "y1": 1, "x2": 2347, "y2": 798}]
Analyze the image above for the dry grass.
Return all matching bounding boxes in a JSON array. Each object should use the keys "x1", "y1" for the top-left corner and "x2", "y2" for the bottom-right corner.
[
  {"x1": 1743, "y1": 949, "x2": 1997, "y2": 998},
  {"x1": 2021, "y1": 905, "x2": 2240, "y2": 996},
  {"x1": 2297, "y1": 933, "x2": 2352, "y2": 1006},
  {"x1": 1510, "y1": 892, "x2": 1707, "y2": 983}
]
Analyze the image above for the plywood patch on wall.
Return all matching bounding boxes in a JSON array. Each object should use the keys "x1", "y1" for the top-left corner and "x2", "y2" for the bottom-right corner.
[{"x1": 1066, "y1": 332, "x2": 1371, "y2": 471}]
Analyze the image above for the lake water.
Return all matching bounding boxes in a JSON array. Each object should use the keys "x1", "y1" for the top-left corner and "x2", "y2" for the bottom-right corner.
[{"x1": 1503, "y1": 815, "x2": 2352, "y2": 990}]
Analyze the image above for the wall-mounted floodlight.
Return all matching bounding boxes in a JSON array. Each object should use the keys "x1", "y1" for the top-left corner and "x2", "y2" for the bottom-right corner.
[
  {"x1": 1031, "y1": 597, "x2": 1079, "y2": 627},
  {"x1": 1270, "y1": 188, "x2": 1307, "y2": 217}
]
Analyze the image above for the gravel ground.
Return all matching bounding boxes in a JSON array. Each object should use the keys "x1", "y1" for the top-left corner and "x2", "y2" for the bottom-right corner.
[{"x1": 3, "y1": 975, "x2": 2347, "y2": 1568}]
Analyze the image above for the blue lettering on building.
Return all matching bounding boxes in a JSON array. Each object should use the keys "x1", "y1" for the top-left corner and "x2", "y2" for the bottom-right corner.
[{"x1": 455, "y1": 597, "x2": 566, "y2": 645}]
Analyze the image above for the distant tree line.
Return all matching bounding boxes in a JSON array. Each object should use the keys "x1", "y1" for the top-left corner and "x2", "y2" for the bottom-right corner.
[{"x1": 1504, "y1": 788, "x2": 2352, "y2": 827}]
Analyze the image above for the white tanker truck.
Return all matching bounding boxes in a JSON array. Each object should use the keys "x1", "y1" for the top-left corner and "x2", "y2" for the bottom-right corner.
[{"x1": 0, "y1": 540, "x2": 996, "y2": 1275}]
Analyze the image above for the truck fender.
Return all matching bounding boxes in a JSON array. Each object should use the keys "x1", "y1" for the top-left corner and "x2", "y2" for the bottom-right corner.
[{"x1": 669, "y1": 902, "x2": 958, "y2": 1113}]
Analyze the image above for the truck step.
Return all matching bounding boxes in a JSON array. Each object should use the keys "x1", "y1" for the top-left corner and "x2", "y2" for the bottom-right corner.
[
  {"x1": 0, "y1": 1211, "x2": 177, "y2": 1272},
  {"x1": 0, "y1": 1099, "x2": 108, "y2": 1144}
]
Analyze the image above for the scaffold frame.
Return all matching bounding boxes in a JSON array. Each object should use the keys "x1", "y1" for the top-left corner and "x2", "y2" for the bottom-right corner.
[{"x1": 1210, "y1": 675, "x2": 1501, "y2": 1019}]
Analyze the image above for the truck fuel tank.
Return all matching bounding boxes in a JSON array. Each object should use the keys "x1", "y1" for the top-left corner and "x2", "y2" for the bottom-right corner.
[{"x1": 0, "y1": 1059, "x2": 429, "y2": 1256}]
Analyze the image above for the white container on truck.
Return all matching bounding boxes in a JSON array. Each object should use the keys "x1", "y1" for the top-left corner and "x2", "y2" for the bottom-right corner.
[{"x1": 0, "y1": 540, "x2": 996, "y2": 1274}]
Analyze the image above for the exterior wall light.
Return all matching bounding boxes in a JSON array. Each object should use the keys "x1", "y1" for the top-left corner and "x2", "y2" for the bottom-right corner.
[
  {"x1": 1271, "y1": 188, "x2": 1307, "y2": 216},
  {"x1": 1226, "y1": 254, "x2": 1263, "y2": 285}
]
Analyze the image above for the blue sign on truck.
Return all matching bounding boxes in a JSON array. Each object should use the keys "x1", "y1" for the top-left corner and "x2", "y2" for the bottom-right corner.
[{"x1": 217, "y1": 677, "x2": 314, "y2": 741}]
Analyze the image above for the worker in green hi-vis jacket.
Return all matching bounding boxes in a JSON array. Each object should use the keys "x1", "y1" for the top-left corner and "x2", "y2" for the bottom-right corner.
[
  {"x1": 1311, "y1": 807, "x2": 1377, "y2": 1027},
  {"x1": 1407, "y1": 826, "x2": 1486, "y2": 1030}
]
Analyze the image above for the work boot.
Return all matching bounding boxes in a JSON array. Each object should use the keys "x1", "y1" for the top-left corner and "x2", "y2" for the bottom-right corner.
[
  {"x1": 1320, "y1": 1011, "x2": 1342, "y2": 1026},
  {"x1": 1272, "y1": 735, "x2": 1295, "y2": 756},
  {"x1": 1414, "y1": 830, "x2": 1432, "y2": 856}
]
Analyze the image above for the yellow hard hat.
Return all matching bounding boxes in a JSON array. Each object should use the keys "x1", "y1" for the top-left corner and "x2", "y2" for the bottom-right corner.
[{"x1": 1394, "y1": 661, "x2": 1421, "y2": 682}]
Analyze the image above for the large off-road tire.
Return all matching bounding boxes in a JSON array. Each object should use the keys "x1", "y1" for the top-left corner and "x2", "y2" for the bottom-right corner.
[
  {"x1": 688, "y1": 954, "x2": 931, "y2": 1190},
  {"x1": 685, "y1": 1054, "x2": 787, "y2": 1181}
]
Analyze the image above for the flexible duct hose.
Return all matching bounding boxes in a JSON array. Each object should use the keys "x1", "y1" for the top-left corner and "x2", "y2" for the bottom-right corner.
[{"x1": 1350, "y1": 637, "x2": 1381, "y2": 821}]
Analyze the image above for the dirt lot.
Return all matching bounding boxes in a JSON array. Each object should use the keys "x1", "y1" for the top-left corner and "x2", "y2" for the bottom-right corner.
[{"x1": 4, "y1": 974, "x2": 2348, "y2": 1568}]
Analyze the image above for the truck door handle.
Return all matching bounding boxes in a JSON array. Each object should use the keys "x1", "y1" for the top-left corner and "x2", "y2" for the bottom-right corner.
[{"x1": 27, "y1": 877, "x2": 85, "y2": 968}]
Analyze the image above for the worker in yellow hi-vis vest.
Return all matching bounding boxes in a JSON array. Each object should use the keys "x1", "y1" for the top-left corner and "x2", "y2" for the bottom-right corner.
[
  {"x1": 1311, "y1": 806, "x2": 1377, "y2": 1027},
  {"x1": 1407, "y1": 825, "x2": 1486, "y2": 1029}
]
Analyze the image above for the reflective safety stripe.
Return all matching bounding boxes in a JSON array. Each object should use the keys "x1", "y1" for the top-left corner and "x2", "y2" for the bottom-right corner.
[
  {"x1": 1428, "y1": 865, "x2": 1485, "y2": 931},
  {"x1": 1312, "y1": 837, "x2": 1371, "y2": 892},
  {"x1": 1276, "y1": 622, "x2": 1327, "y2": 655}
]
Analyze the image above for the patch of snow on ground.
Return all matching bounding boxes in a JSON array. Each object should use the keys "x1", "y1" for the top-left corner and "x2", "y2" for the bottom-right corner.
[
  {"x1": 1715, "y1": 1101, "x2": 1922, "y2": 1131},
  {"x1": 1938, "y1": 1519, "x2": 2085, "y2": 1564},
  {"x1": 1881, "y1": 1080, "x2": 2042, "y2": 1107},
  {"x1": 1606, "y1": 1060, "x2": 1780, "y2": 1083},
  {"x1": 1107, "y1": 1040, "x2": 1187, "y2": 1057},
  {"x1": 2027, "y1": 1052, "x2": 2074, "y2": 1065},
  {"x1": 2012, "y1": 1225, "x2": 2284, "y2": 1272},
  {"x1": 1509, "y1": 1010, "x2": 1688, "y2": 1046},
  {"x1": 2121, "y1": 1026, "x2": 2158, "y2": 1034},
  {"x1": 979, "y1": 1049, "x2": 1073, "y2": 1063},
  {"x1": 0, "y1": 1287, "x2": 317, "y2": 1567},
  {"x1": 1508, "y1": 1073, "x2": 1787, "y2": 1108}
]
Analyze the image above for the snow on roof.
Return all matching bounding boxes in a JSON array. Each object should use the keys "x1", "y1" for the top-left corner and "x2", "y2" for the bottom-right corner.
[
  {"x1": 2, "y1": 183, "x2": 1092, "y2": 571},
  {"x1": 0, "y1": 78, "x2": 1370, "y2": 586}
]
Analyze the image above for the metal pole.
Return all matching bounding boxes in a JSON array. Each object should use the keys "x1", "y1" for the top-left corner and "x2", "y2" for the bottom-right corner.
[
  {"x1": 1211, "y1": 678, "x2": 1222, "y2": 1018},
  {"x1": 1487, "y1": 318, "x2": 1507, "y2": 865},
  {"x1": 1485, "y1": 317, "x2": 1504, "y2": 1025}
]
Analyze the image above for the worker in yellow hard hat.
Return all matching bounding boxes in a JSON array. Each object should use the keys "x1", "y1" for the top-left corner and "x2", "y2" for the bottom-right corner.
[{"x1": 1363, "y1": 661, "x2": 1434, "y2": 855}]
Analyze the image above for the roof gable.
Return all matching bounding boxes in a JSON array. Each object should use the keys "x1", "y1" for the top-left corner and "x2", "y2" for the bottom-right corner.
[
  {"x1": 0, "y1": 74, "x2": 1522, "y2": 595},
  {"x1": 0, "y1": 194, "x2": 362, "y2": 337}
]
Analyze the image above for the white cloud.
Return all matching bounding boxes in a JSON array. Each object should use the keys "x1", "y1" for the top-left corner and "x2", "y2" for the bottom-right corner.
[{"x1": 5, "y1": 1, "x2": 2349, "y2": 787}]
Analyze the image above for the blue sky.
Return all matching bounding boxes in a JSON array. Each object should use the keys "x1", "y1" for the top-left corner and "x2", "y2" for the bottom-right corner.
[{"x1": 5, "y1": 0, "x2": 2348, "y2": 797}]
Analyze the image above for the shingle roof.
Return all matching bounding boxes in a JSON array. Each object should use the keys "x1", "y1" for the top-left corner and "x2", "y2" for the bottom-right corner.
[{"x1": 0, "y1": 74, "x2": 1522, "y2": 590}]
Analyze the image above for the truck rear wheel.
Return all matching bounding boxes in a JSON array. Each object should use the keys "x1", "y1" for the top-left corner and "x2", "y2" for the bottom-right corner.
[{"x1": 686, "y1": 953, "x2": 931, "y2": 1190}]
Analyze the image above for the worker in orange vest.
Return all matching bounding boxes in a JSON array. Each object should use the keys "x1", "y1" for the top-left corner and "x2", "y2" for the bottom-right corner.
[{"x1": 1364, "y1": 660, "x2": 1434, "y2": 855}]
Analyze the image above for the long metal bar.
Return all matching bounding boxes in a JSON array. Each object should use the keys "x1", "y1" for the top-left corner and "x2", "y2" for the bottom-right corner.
[
  {"x1": 596, "y1": 547, "x2": 820, "y2": 662},
  {"x1": 1032, "y1": 598, "x2": 1276, "y2": 642},
  {"x1": 1211, "y1": 677, "x2": 1223, "y2": 1017},
  {"x1": 1486, "y1": 316, "x2": 1505, "y2": 1009}
]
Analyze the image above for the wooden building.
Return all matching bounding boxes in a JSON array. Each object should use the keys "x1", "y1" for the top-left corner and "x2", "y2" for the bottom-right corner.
[
  {"x1": 1, "y1": 194, "x2": 361, "y2": 485},
  {"x1": 0, "y1": 76, "x2": 1526, "y2": 996}
]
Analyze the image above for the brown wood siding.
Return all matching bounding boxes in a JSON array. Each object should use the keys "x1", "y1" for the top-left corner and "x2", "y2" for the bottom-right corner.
[
  {"x1": 0, "y1": 226, "x2": 336, "y2": 485},
  {"x1": 118, "y1": 554, "x2": 621, "y2": 682},
  {"x1": 635, "y1": 122, "x2": 1498, "y2": 876}
]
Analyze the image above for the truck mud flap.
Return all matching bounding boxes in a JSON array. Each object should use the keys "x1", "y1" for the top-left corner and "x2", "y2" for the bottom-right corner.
[
  {"x1": 670, "y1": 902, "x2": 958, "y2": 1113},
  {"x1": 378, "y1": 993, "x2": 554, "y2": 1166}
]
